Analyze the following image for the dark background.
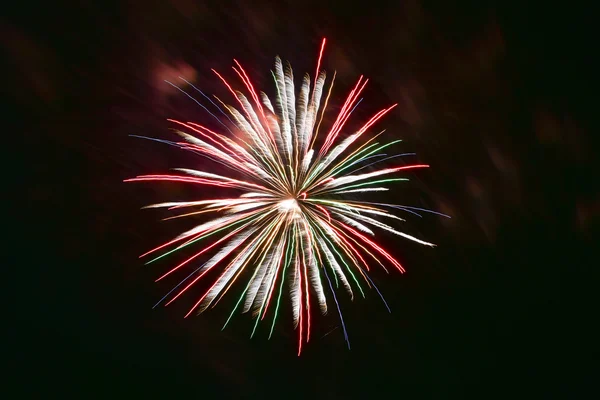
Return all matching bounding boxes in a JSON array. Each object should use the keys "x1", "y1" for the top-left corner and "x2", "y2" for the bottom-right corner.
[{"x1": 7, "y1": 0, "x2": 598, "y2": 397}]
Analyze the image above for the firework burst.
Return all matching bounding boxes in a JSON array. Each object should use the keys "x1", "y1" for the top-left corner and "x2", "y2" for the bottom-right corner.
[{"x1": 126, "y1": 39, "x2": 447, "y2": 354}]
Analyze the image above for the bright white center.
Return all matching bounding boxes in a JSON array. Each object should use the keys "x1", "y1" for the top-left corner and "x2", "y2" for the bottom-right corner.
[{"x1": 278, "y1": 198, "x2": 300, "y2": 214}]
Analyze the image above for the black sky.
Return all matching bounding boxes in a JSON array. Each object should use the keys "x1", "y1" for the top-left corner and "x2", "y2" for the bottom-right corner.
[{"x1": 7, "y1": 0, "x2": 598, "y2": 397}]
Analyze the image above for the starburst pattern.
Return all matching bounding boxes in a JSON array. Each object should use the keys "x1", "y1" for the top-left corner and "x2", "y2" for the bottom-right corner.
[{"x1": 126, "y1": 39, "x2": 447, "y2": 354}]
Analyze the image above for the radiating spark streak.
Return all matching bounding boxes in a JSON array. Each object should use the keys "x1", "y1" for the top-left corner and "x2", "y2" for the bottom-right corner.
[
  {"x1": 317, "y1": 218, "x2": 373, "y2": 273},
  {"x1": 342, "y1": 152, "x2": 387, "y2": 170},
  {"x1": 163, "y1": 228, "x2": 256, "y2": 306},
  {"x1": 350, "y1": 97, "x2": 364, "y2": 114},
  {"x1": 260, "y1": 236, "x2": 287, "y2": 320},
  {"x1": 212, "y1": 68, "x2": 277, "y2": 151},
  {"x1": 155, "y1": 222, "x2": 251, "y2": 282},
  {"x1": 129, "y1": 134, "x2": 180, "y2": 147},
  {"x1": 313, "y1": 38, "x2": 326, "y2": 93},
  {"x1": 161, "y1": 208, "x2": 219, "y2": 221},
  {"x1": 136, "y1": 227, "x2": 200, "y2": 259},
  {"x1": 319, "y1": 76, "x2": 367, "y2": 156},
  {"x1": 232, "y1": 60, "x2": 274, "y2": 141},
  {"x1": 127, "y1": 38, "x2": 445, "y2": 352},
  {"x1": 269, "y1": 230, "x2": 294, "y2": 339},
  {"x1": 302, "y1": 135, "x2": 393, "y2": 193},
  {"x1": 125, "y1": 174, "x2": 271, "y2": 192},
  {"x1": 339, "y1": 224, "x2": 406, "y2": 272},
  {"x1": 319, "y1": 233, "x2": 365, "y2": 299},
  {"x1": 347, "y1": 153, "x2": 416, "y2": 175},
  {"x1": 321, "y1": 164, "x2": 429, "y2": 191},
  {"x1": 152, "y1": 260, "x2": 208, "y2": 309},
  {"x1": 322, "y1": 259, "x2": 350, "y2": 349},
  {"x1": 167, "y1": 119, "x2": 238, "y2": 157},
  {"x1": 300, "y1": 220, "x2": 312, "y2": 343},
  {"x1": 164, "y1": 80, "x2": 232, "y2": 133},
  {"x1": 297, "y1": 255, "x2": 304, "y2": 355},
  {"x1": 206, "y1": 228, "x2": 271, "y2": 310},
  {"x1": 216, "y1": 218, "x2": 286, "y2": 318},
  {"x1": 310, "y1": 70, "x2": 336, "y2": 150},
  {"x1": 353, "y1": 201, "x2": 452, "y2": 219},
  {"x1": 327, "y1": 220, "x2": 389, "y2": 273},
  {"x1": 323, "y1": 134, "x2": 391, "y2": 177},
  {"x1": 314, "y1": 204, "x2": 332, "y2": 223},
  {"x1": 324, "y1": 76, "x2": 366, "y2": 148},
  {"x1": 331, "y1": 178, "x2": 408, "y2": 193},
  {"x1": 178, "y1": 76, "x2": 236, "y2": 126},
  {"x1": 185, "y1": 219, "x2": 279, "y2": 318},
  {"x1": 357, "y1": 104, "x2": 398, "y2": 136},
  {"x1": 147, "y1": 211, "x2": 269, "y2": 266},
  {"x1": 356, "y1": 266, "x2": 391, "y2": 313}
]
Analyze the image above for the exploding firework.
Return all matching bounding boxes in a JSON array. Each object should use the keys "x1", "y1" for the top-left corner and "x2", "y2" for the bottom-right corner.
[{"x1": 126, "y1": 39, "x2": 447, "y2": 354}]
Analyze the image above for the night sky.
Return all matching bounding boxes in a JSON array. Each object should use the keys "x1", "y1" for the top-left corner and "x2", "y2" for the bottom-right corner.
[{"x1": 8, "y1": 0, "x2": 598, "y2": 397}]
